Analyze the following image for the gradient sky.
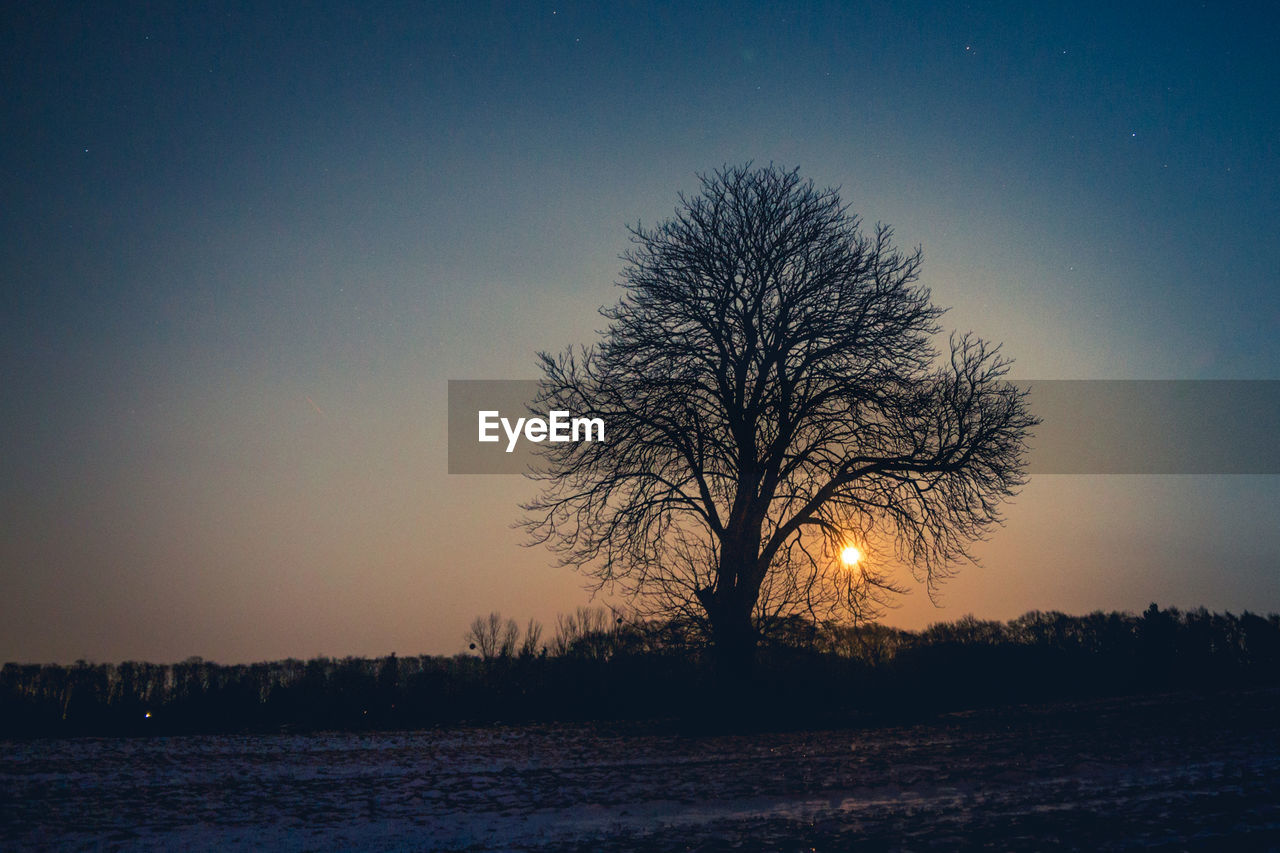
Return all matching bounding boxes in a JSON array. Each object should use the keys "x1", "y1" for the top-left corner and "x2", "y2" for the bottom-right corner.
[{"x1": 3, "y1": 1, "x2": 1277, "y2": 664}]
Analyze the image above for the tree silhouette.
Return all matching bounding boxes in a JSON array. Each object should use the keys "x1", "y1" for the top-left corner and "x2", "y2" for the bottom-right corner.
[
  {"x1": 524, "y1": 164, "x2": 1037, "y2": 674},
  {"x1": 466, "y1": 612, "x2": 519, "y2": 661}
]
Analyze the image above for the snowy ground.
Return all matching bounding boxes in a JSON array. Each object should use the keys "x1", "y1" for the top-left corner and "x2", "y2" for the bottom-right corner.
[{"x1": 4, "y1": 688, "x2": 1279, "y2": 850}]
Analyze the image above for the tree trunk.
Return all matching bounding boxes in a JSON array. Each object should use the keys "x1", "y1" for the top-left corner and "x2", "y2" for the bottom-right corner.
[
  {"x1": 703, "y1": 527, "x2": 764, "y2": 684},
  {"x1": 706, "y1": 590, "x2": 758, "y2": 682}
]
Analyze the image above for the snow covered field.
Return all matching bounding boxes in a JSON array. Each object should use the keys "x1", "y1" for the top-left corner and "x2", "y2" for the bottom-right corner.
[{"x1": 4, "y1": 689, "x2": 1279, "y2": 850}]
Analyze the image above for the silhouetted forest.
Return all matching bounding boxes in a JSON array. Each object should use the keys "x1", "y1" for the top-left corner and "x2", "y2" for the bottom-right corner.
[{"x1": 4, "y1": 604, "x2": 1278, "y2": 737}]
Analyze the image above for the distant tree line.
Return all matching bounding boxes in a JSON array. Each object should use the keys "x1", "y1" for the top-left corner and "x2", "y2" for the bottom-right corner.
[{"x1": 3, "y1": 604, "x2": 1278, "y2": 737}]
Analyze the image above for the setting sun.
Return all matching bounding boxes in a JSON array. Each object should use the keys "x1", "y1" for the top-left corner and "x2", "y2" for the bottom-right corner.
[{"x1": 840, "y1": 545, "x2": 862, "y2": 566}]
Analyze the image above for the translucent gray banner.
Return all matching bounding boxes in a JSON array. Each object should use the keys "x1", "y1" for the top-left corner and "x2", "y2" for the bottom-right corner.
[
  {"x1": 447, "y1": 380, "x2": 1280, "y2": 475},
  {"x1": 1025, "y1": 380, "x2": 1279, "y2": 474},
  {"x1": 447, "y1": 380, "x2": 545, "y2": 474}
]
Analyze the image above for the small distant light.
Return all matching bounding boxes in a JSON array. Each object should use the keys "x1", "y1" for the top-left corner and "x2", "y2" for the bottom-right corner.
[{"x1": 144, "y1": 711, "x2": 152, "y2": 719}]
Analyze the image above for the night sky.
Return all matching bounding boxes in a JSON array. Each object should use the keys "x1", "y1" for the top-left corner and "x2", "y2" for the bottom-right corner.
[{"x1": 3, "y1": 2, "x2": 1277, "y2": 664}]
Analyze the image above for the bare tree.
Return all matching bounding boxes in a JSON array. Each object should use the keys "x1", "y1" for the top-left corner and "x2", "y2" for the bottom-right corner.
[
  {"x1": 549, "y1": 606, "x2": 614, "y2": 659},
  {"x1": 524, "y1": 164, "x2": 1037, "y2": 673},
  {"x1": 466, "y1": 612, "x2": 519, "y2": 661},
  {"x1": 519, "y1": 618, "x2": 544, "y2": 658}
]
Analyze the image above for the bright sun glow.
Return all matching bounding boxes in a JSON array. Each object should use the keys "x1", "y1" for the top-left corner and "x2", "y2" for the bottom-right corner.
[{"x1": 840, "y1": 545, "x2": 862, "y2": 566}]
